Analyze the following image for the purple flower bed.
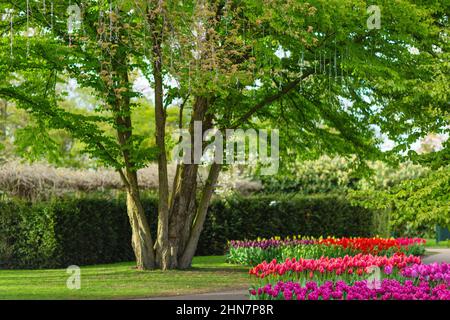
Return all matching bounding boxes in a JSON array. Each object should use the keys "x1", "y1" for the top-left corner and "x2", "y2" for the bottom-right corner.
[
  {"x1": 250, "y1": 279, "x2": 450, "y2": 300},
  {"x1": 249, "y1": 262, "x2": 450, "y2": 300},
  {"x1": 229, "y1": 239, "x2": 316, "y2": 249},
  {"x1": 401, "y1": 263, "x2": 450, "y2": 285}
]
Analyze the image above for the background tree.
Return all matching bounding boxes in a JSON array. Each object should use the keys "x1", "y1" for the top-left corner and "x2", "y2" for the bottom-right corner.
[{"x1": 350, "y1": 165, "x2": 450, "y2": 236}]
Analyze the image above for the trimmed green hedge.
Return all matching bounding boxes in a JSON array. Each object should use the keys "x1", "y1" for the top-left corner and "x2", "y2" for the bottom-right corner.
[
  {"x1": 0, "y1": 198, "x2": 145, "y2": 269},
  {"x1": 0, "y1": 194, "x2": 379, "y2": 269},
  {"x1": 199, "y1": 194, "x2": 378, "y2": 255}
]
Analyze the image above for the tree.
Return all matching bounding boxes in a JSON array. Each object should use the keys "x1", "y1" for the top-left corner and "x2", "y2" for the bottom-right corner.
[
  {"x1": 0, "y1": 0, "x2": 448, "y2": 269},
  {"x1": 0, "y1": 0, "x2": 158, "y2": 269},
  {"x1": 350, "y1": 165, "x2": 450, "y2": 235}
]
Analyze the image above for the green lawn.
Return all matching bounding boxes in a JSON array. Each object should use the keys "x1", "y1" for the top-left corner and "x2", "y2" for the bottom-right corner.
[
  {"x1": 425, "y1": 238, "x2": 450, "y2": 248},
  {"x1": 0, "y1": 256, "x2": 250, "y2": 300}
]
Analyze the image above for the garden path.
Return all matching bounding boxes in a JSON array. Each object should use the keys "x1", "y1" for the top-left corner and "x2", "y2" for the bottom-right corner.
[
  {"x1": 422, "y1": 248, "x2": 450, "y2": 264},
  {"x1": 142, "y1": 289, "x2": 248, "y2": 300}
]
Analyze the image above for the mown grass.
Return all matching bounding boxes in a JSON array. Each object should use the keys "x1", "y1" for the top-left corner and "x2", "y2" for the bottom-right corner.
[
  {"x1": 0, "y1": 256, "x2": 250, "y2": 300},
  {"x1": 425, "y1": 238, "x2": 450, "y2": 248}
]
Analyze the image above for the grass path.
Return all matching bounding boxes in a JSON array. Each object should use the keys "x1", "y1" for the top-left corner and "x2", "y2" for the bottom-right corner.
[{"x1": 0, "y1": 256, "x2": 250, "y2": 300}]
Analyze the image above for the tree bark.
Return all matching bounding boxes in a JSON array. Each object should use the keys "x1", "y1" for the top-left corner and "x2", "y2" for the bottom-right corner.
[
  {"x1": 148, "y1": 3, "x2": 171, "y2": 270},
  {"x1": 166, "y1": 97, "x2": 210, "y2": 268},
  {"x1": 115, "y1": 99, "x2": 156, "y2": 270},
  {"x1": 167, "y1": 163, "x2": 198, "y2": 267},
  {"x1": 111, "y1": 46, "x2": 156, "y2": 270},
  {"x1": 114, "y1": 97, "x2": 156, "y2": 270},
  {"x1": 0, "y1": 100, "x2": 6, "y2": 138},
  {"x1": 125, "y1": 171, "x2": 156, "y2": 270},
  {"x1": 179, "y1": 162, "x2": 221, "y2": 269}
]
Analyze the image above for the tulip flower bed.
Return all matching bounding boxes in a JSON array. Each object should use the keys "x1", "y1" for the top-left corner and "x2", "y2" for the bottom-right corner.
[
  {"x1": 249, "y1": 279, "x2": 450, "y2": 300},
  {"x1": 401, "y1": 263, "x2": 450, "y2": 284},
  {"x1": 248, "y1": 255, "x2": 450, "y2": 300},
  {"x1": 227, "y1": 237, "x2": 426, "y2": 266},
  {"x1": 240, "y1": 236, "x2": 448, "y2": 300},
  {"x1": 249, "y1": 254, "x2": 421, "y2": 285}
]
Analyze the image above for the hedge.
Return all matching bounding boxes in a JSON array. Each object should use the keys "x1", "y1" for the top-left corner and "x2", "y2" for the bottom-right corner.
[
  {"x1": 0, "y1": 194, "x2": 380, "y2": 269},
  {"x1": 199, "y1": 194, "x2": 380, "y2": 255}
]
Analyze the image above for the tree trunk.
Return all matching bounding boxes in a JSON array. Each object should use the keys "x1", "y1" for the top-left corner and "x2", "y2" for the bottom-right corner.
[
  {"x1": 125, "y1": 175, "x2": 156, "y2": 270},
  {"x1": 115, "y1": 115, "x2": 156, "y2": 270},
  {"x1": 167, "y1": 163, "x2": 198, "y2": 268},
  {"x1": 179, "y1": 163, "x2": 221, "y2": 269},
  {"x1": 149, "y1": 4, "x2": 171, "y2": 270},
  {"x1": 0, "y1": 100, "x2": 6, "y2": 138},
  {"x1": 109, "y1": 46, "x2": 156, "y2": 270},
  {"x1": 166, "y1": 97, "x2": 211, "y2": 268}
]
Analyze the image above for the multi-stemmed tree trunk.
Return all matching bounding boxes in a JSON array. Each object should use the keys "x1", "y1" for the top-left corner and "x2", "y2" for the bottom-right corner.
[
  {"x1": 165, "y1": 97, "x2": 219, "y2": 269},
  {"x1": 146, "y1": 2, "x2": 221, "y2": 270}
]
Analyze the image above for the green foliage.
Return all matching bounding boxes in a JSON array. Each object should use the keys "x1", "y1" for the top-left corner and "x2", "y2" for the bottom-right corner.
[
  {"x1": 0, "y1": 2, "x2": 143, "y2": 171},
  {"x1": 357, "y1": 161, "x2": 429, "y2": 190},
  {"x1": 349, "y1": 166, "x2": 450, "y2": 236},
  {"x1": 0, "y1": 200, "x2": 60, "y2": 268},
  {"x1": 0, "y1": 0, "x2": 448, "y2": 169},
  {"x1": 259, "y1": 156, "x2": 356, "y2": 194},
  {"x1": 259, "y1": 156, "x2": 428, "y2": 195}
]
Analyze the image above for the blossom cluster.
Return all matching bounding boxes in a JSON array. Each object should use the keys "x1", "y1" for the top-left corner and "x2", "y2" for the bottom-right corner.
[
  {"x1": 401, "y1": 262, "x2": 450, "y2": 285},
  {"x1": 318, "y1": 237, "x2": 425, "y2": 254}
]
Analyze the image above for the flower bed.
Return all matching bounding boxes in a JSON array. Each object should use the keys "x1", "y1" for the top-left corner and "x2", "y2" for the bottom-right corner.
[
  {"x1": 248, "y1": 255, "x2": 450, "y2": 300},
  {"x1": 401, "y1": 263, "x2": 450, "y2": 285},
  {"x1": 227, "y1": 237, "x2": 426, "y2": 266},
  {"x1": 249, "y1": 253, "x2": 421, "y2": 285},
  {"x1": 249, "y1": 279, "x2": 450, "y2": 300}
]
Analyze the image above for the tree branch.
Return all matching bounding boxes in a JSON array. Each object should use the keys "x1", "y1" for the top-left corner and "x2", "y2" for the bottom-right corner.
[
  {"x1": 230, "y1": 69, "x2": 314, "y2": 129},
  {"x1": 0, "y1": 87, "x2": 128, "y2": 185}
]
